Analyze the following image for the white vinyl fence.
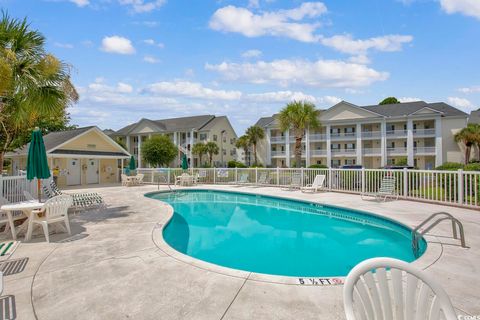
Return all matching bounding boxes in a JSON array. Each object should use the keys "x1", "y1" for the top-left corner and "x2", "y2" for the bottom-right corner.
[
  {"x1": 0, "y1": 175, "x2": 39, "y2": 203},
  {"x1": 137, "y1": 167, "x2": 480, "y2": 209}
]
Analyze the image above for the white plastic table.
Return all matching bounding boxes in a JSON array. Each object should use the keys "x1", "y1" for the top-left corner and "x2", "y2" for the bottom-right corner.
[{"x1": 0, "y1": 200, "x2": 44, "y2": 240}]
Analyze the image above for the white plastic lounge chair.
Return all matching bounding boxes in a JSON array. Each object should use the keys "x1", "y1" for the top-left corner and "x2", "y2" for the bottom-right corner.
[
  {"x1": 236, "y1": 173, "x2": 249, "y2": 185},
  {"x1": 43, "y1": 180, "x2": 104, "y2": 209},
  {"x1": 26, "y1": 194, "x2": 73, "y2": 242},
  {"x1": 344, "y1": 257, "x2": 457, "y2": 320},
  {"x1": 361, "y1": 176, "x2": 398, "y2": 201},
  {"x1": 0, "y1": 196, "x2": 27, "y2": 240},
  {"x1": 301, "y1": 174, "x2": 326, "y2": 193},
  {"x1": 283, "y1": 173, "x2": 302, "y2": 191}
]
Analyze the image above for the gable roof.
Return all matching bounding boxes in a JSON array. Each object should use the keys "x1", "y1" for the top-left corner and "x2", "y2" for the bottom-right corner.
[
  {"x1": 113, "y1": 115, "x2": 217, "y2": 135},
  {"x1": 361, "y1": 101, "x2": 467, "y2": 117},
  {"x1": 6, "y1": 126, "x2": 130, "y2": 157},
  {"x1": 255, "y1": 115, "x2": 276, "y2": 128},
  {"x1": 469, "y1": 110, "x2": 480, "y2": 124}
]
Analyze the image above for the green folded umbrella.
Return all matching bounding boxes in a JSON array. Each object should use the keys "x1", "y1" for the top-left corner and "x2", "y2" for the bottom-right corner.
[
  {"x1": 181, "y1": 154, "x2": 188, "y2": 170},
  {"x1": 26, "y1": 128, "x2": 51, "y2": 201},
  {"x1": 128, "y1": 155, "x2": 136, "y2": 175}
]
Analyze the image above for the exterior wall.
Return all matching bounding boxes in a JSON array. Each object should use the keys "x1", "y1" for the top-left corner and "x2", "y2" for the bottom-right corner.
[
  {"x1": 442, "y1": 117, "x2": 467, "y2": 163},
  {"x1": 202, "y1": 117, "x2": 238, "y2": 166},
  {"x1": 61, "y1": 130, "x2": 119, "y2": 153}
]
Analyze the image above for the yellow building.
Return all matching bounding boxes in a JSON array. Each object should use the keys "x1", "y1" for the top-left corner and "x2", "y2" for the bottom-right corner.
[{"x1": 6, "y1": 126, "x2": 130, "y2": 187}]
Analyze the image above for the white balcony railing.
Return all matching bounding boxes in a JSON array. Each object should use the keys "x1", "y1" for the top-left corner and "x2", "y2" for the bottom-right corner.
[
  {"x1": 311, "y1": 150, "x2": 327, "y2": 156},
  {"x1": 361, "y1": 131, "x2": 382, "y2": 139},
  {"x1": 309, "y1": 133, "x2": 326, "y2": 141},
  {"x1": 414, "y1": 147, "x2": 436, "y2": 154},
  {"x1": 271, "y1": 150, "x2": 286, "y2": 157},
  {"x1": 363, "y1": 148, "x2": 382, "y2": 155},
  {"x1": 413, "y1": 129, "x2": 436, "y2": 137},
  {"x1": 331, "y1": 149, "x2": 357, "y2": 156},
  {"x1": 386, "y1": 130, "x2": 408, "y2": 138},
  {"x1": 330, "y1": 132, "x2": 357, "y2": 140},
  {"x1": 387, "y1": 147, "x2": 408, "y2": 155},
  {"x1": 270, "y1": 136, "x2": 285, "y2": 143}
]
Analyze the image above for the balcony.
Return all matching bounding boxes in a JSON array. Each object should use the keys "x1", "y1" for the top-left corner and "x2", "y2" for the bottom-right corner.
[
  {"x1": 363, "y1": 148, "x2": 382, "y2": 156},
  {"x1": 311, "y1": 149, "x2": 327, "y2": 157},
  {"x1": 386, "y1": 130, "x2": 407, "y2": 138},
  {"x1": 413, "y1": 129, "x2": 436, "y2": 137},
  {"x1": 361, "y1": 131, "x2": 381, "y2": 139},
  {"x1": 309, "y1": 133, "x2": 326, "y2": 141},
  {"x1": 332, "y1": 149, "x2": 357, "y2": 157},
  {"x1": 414, "y1": 147, "x2": 436, "y2": 154},
  {"x1": 271, "y1": 150, "x2": 286, "y2": 157},
  {"x1": 270, "y1": 136, "x2": 285, "y2": 143},
  {"x1": 330, "y1": 132, "x2": 357, "y2": 140},
  {"x1": 387, "y1": 147, "x2": 407, "y2": 155}
]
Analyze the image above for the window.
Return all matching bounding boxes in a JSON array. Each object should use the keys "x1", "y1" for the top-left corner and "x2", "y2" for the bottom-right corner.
[
  {"x1": 331, "y1": 159, "x2": 341, "y2": 167},
  {"x1": 404, "y1": 141, "x2": 407, "y2": 148},
  {"x1": 387, "y1": 158, "x2": 396, "y2": 165},
  {"x1": 404, "y1": 124, "x2": 407, "y2": 130},
  {"x1": 223, "y1": 136, "x2": 227, "y2": 143},
  {"x1": 230, "y1": 138, "x2": 235, "y2": 144},
  {"x1": 213, "y1": 135, "x2": 218, "y2": 142},
  {"x1": 331, "y1": 128, "x2": 340, "y2": 134},
  {"x1": 331, "y1": 143, "x2": 340, "y2": 150},
  {"x1": 345, "y1": 127, "x2": 355, "y2": 133},
  {"x1": 388, "y1": 141, "x2": 395, "y2": 148},
  {"x1": 199, "y1": 133, "x2": 207, "y2": 141},
  {"x1": 316, "y1": 160, "x2": 322, "y2": 164},
  {"x1": 223, "y1": 149, "x2": 226, "y2": 155},
  {"x1": 387, "y1": 124, "x2": 395, "y2": 131},
  {"x1": 414, "y1": 158, "x2": 418, "y2": 167},
  {"x1": 345, "y1": 159, "x2": 356, "y2": 165},
  {"x1": 413, "y1": 123, "x2": 417, "y2": 130},
  {"x1": 345, "y1": 143, "x2": 355, "y2": 150},
  {"x1": 414, "y1": 141, "x2": 418, "y2": 148}
]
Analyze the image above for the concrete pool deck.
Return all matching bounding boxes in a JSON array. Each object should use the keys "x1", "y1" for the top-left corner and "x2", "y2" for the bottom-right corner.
[{"x1": 2, "y1": 184, "x2": 479, "y2": 319}]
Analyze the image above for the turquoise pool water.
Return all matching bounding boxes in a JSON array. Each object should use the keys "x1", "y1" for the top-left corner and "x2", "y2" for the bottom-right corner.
[{"x1": 148, "y1": 190, "x2": 426, "y2": 277}]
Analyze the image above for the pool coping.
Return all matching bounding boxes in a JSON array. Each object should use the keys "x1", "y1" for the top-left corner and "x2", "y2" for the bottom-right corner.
[{"x1": 146, "y1": 188, "x2": 443, "y2": 286}]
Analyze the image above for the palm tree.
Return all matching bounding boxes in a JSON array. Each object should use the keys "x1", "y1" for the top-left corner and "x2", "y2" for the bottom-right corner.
[
  {"x1": 235, "y1": 135, "x2": 250, "y2": 165},
  {"x1": 278, "y1": 100, "x2": 320, "y2": 168},
  {"x1": 0, "y1": 13, "x2": 78, "y2": 172},
  {"x1": 192, "y1": 142, "x2": 207, "y2": 166},
  {"x1": 245, "y1": 125, "x2": 264, "y2": 166},
  {"x1": 204, "y1": 141, "x2": 219, "y2": 167},
  {"x1": 455, "y1": 124, "x2": 480, "y2": 164}
]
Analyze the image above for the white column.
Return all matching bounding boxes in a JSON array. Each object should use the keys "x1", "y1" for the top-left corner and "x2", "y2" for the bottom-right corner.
[
  {"x1": 173, "y1": 132, "x2": 177, "y2": 145},
  {"x1": 326, "y1": 124, "x2": 331, "y2": 167},
  {"x1": 266, "y1": 128, "x2": 272, "y2": 166},
  {"x1": 190, "y1": 129, "x2": 195, "y2": 168},
  {"x1": 305, "y1": 128, "x2": 310, "y2": 167},
  {"x1": 407, "y1": 119, "x2": 414, "y2": 166},
  {"x1": 435, "y1": 117, "x2": 443, "y2": 167},
  {"x1": 356, "y1": 123, "x2": 362, "y2": 165},
  {"x1": 126, "y1": 135, "x2": 131, "y2": 154},
  {"x1": 285, "y1": 129, "x2": 290, "y2": 167},
  {"x1": 381, "y1": 121, "x2": 387, "y2": 167},
  {"x1": 137, "y1": 135, "x2": 142, "y2": 168}
]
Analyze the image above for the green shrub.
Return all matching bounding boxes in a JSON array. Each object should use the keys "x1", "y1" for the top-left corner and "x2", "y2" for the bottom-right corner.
[
  {"x1": 308, "y1": 164, "x2": 328, "y2": 169},
  {"x1": 435, "y1": 162, "x2": 464, "y2": 171},
  {"x1": 227, "y1": 160, "x2": 247, "y2": 168},
  {"x1": 465, "y1": 163, "x2": 480, "y2": 171},
  {"x1": 250, "y1": 163, "x2": 264, "y2": 168}
]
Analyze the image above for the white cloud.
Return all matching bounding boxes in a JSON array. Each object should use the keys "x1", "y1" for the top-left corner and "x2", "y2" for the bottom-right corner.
[
  {"x1": 209, "y1": 3, "x2": 327, "y2": 43},
  {"x1": 205, "y1": 58, "x2": 389, "y2": 88},
  {"x1": 118, "y1": 0, "x2": 166, "y2": 13},
  {"x1": 54, "y1": 42, "x2": 74, "y2": 49},
  {"x1": 248, "y1": 0, "x2": 260, "y2": 8},
  {"x1": 399, "y1": 97, "x2": 421, "y2": 103},
  {"x1": 143, "y1": 55, "x2": 160, "y2": 63},
  {"x1": 320, "y1": 34, "x2": 413, "y2": 55},
  {"x1": 70, "y1": 0, "x2": 89, "y2": 7},
  {"x1": 348, "y1": 55, "x2": 370, "y2": 64},
  {"x1": 459, "y1": 85, "x2": 480, "y2": 94},
  {"x1": 145, "y1": 81, "x2": 243, "y2": 100},
  {"x1": 440, "y1": 0, "x2": 480, "y2": 20},
  {"x1": 116, "y1": 82, "x2": 134, "y2": 93},
  {"x1": 242, "y1": 49, "x2": 262, "y2": 58},
  {"x1": 143, "y1": 39, "x2": 164, "y2": 48},
  {"x1": 101, "y1": 36, "x2": 136, "y2": 55},
  {"x1": 448, "y1": 97, "x2": 476, "y2": 112},
  {"x1": 246, "y1": 91, "x2": 317, "y2": 103},
  {"x1": 319, "y1": 95, "x2": 342, "y2": 105},
  {"x1": 81, "y1": 40, "x2": 94, "y2": 47}
]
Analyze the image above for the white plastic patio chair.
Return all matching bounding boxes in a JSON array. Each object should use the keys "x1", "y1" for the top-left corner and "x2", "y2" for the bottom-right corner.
[
  {"x1": 282, "y1": 173, "x2": 302, "y2": 191},
  {"x1": 343, "y1": 257, "x2": 457, "y2": 320},
  {"x1": 121, "y1": 174, "x2": 129, "y2": 187},
  {"x1": 301, "y1": 174, "x2": 326, "y2": 193},
  {"x1": 135, "y1": 173, "x2": 144, "y2": 185},
  {"x1": 256, "y1": 172, "x2": 269, "y2": 185},
  {"x1": 27, "y1": 195, "x2": 73, "y2": 242},
  {"x1": 361, "y1": 176, "x2": 399, "y2": 202}
]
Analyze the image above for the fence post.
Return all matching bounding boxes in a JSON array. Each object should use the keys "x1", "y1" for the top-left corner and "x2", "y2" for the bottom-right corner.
[
  {"x1": 213, "y1": 167, "x2": 216, "y2": 184},
  {"x1": 361, "y1": 168, "x2": 365, "y2": 194},
  {"x1": 328, "y1": 167, "x2": 332, "y2": 190},
  {"x1": 276, "y1": 167, "x2": 280, "y2": 186},
  {"x1": 0, "y1": 176, "x2": 3, "y2": 198},
  {"x1": 301, "y1": 167, "x2": 304, "y2": 187},
  {"x1": 151, "y1": 169, "x2": 154, "y2": 184},
  {"x1": 167, "y1": 169, "x2": 171, "y2": 184},
  {"x1": 458, "y1": 169, "x2": 464, "y2": 205},
  {"x1": 255, "y1": 167, "x2": 258, "y2": 184},
  {"x1": 403, "y1": 167, "x2": 408, "y2": 198},
  {"x1": 235, "y1": 167, "x2": 238, "y2": 183}
]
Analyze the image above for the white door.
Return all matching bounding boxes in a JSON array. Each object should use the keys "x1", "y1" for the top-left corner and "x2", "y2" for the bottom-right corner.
[
  {"x1": 86, "y1": 159, "x2": 99, "y2": 184},
  {"x1": 67, "y1": 159, "x2": 81, "y2": 186}
]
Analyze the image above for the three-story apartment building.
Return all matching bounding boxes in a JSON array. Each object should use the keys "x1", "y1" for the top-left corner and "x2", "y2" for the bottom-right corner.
[
  {"x1": 112, "y1": 115, "x2": 238, "y2": 168},
  {"x1": 254, "y1": 101, "x2": 468, "y2": 169}
]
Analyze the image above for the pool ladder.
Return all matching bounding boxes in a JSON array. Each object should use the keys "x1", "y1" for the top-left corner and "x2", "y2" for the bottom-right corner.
[
  {"x1": 157, "y1": 175, "x2": 175, "y2": 193},
  {"x1": 412, "y1": 212, "x2": 466, "y2": 257}
]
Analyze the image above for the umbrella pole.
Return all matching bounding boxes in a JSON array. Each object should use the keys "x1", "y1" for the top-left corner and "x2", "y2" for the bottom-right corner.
[{"x1": 37, "y1": 179, "x2": 41, "y2": 201}]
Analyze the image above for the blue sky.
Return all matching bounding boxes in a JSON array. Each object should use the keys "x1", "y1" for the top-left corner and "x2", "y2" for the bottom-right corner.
[{"x1": 2, "y1": 0, "x2": 480, "y2": 134}]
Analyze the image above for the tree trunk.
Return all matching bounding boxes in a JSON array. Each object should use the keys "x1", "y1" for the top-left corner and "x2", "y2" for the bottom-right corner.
[
  {"x1": 253, "y1": 143, "x2": 257, "y2": 165},
  {"x1": 295, "y1": 137, "x2": 302, "y2": 168},
  {"x1": 466, "y1": 145, "x2": 472, "y2": 165},
  {"x1": 209, "y1": 153, "x2": 213, "y2": 166},
  {"x1": 199, "y1": 154, "x2": 203, "y2": 166},
  {"x1": 0, "y1": 152, "x2": 4, "y2": 173}
]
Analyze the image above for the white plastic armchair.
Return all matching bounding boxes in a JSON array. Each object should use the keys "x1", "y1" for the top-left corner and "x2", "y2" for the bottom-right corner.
[
  {"x1": 301, "y1": 174, "x2": 325, "y2": 193},
  {"x1": 27, "y1": 195, "x2": 73, "y2": 242},
  {"x1": 343, "y1": 258, "x2": 457, "y2": 320}
]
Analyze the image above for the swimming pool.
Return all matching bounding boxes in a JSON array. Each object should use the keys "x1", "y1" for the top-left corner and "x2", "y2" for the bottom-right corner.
[{"x1": 148, "y1": 190, "x2": 426, "y2": 277}]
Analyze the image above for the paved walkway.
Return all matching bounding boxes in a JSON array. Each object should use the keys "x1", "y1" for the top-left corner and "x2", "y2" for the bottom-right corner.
[{"x1": 2, "y1": 185, "x2": 479, "y2": 319}]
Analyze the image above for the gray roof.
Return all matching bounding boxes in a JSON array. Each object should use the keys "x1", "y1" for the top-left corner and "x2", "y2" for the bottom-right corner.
[
  {"x1": 50, "y1": 149, "x2": 128, "y2": 157},
  {"x1": 113, "y1": 115, "x2": 217, "y2": 135},
  {"x1": 7, "y1": 126, "x2": 95, "y2": 156},
  {"x1": 255, "y1": 116, "x2": 276, "y2": 128},
  {"x1": 361, "y1": 101, "x2": 468, "y2": 117},
  {"x1": 469, "y1": 110, "x2": 480, "y2": 124}
]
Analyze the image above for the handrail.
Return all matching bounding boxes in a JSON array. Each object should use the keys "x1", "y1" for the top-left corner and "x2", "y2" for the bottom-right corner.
[
  {"x1": 157, "y1": 175, "x2": 174, "y2": 192},
  {"x1": 412, "y1": 212, "x2": 466, "y2": 257}
]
